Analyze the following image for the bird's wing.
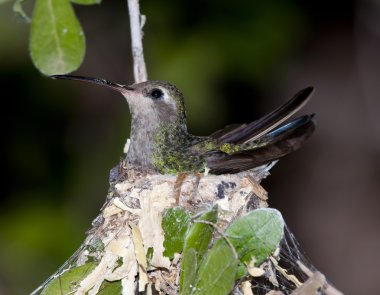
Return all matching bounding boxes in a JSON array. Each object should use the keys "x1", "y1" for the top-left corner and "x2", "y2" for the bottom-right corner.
[
  {"x1": 210, "y1": 87, "x2": 314, "y2": 144},
  {"x1": 208, "y1": 123, "x2": 246, "y2": 139},
  {"x1": 206, "y1": 114, "x2": 315, "y2": 174}
]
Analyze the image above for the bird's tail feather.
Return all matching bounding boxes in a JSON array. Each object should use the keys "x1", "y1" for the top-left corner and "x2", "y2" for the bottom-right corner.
[{"x1": 208, "y1": 115, "x2": 315, "y2": 174}]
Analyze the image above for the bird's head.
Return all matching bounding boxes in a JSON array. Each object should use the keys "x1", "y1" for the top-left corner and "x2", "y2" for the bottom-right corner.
[{"x1": 50, "y1": 75, "x2": 187, "y2": 128}]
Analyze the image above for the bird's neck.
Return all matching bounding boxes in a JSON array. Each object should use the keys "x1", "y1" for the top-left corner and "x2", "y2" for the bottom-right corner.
[{"x1": 126, "y1": 117, "x2": 188, "y2": 171}]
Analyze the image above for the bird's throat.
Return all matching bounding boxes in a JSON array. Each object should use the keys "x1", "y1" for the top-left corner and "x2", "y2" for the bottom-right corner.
[{"x1": 126, "y1": 120, "x2": 189, "y2": 173}]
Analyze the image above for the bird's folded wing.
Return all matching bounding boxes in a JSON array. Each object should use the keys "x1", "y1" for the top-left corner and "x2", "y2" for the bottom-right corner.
[
  {"x1": 206, "y1": 115, "x2": 315, "y2": 174},
  {"x1": 210, "y1": 87, "x2": 314, "y2": 144}
]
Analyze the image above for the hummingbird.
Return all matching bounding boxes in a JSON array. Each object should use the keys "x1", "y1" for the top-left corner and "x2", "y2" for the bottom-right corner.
[{"x1": 51, "y1": 75, "x2": 315, "y2": 175}]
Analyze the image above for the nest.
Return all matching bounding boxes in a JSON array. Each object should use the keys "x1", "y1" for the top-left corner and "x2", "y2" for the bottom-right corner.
[
  {"x1": 33, "y1": 160, "x2": 342, "y2": 295},
  {"x1": 67, "y1": 160, "x2": 271, "y2": 294}
]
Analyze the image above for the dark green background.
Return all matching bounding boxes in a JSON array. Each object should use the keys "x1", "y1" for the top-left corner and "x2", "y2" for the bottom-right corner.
[{"x1": 1, "y1": 0, "x2": 380, "y2": 294}]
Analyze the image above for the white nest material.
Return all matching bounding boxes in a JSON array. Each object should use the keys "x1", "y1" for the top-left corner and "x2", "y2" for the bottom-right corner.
[{"x1": 73, "y1": 160, "x2": 274, "y2": 295}]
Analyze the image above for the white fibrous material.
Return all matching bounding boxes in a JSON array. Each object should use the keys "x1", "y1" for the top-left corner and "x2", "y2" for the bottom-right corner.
[
  {"x1": 33, "y1": 160, "x2": 342, "y2": 295},
  {"x1": 69, "y1": 161, "x2": 271, "y2": 294}
]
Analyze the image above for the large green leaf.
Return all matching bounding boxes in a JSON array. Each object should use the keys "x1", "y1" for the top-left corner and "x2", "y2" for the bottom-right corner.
[
  {"x1": 162, "y1": 207, "x2": 191, "y2": 259},
  {"x1": 187, "y1": 208, "x2": 284, "y2": 295},
  {"x1": 180, "y1": 207, "x2": 218, "y2": 295},
  {"x1": 30, "y1": 0, "x2": 85, "y2": 75},
  {"x1": 192, "y1": 238, "x2": 237, "y2": 295},
  {"x1": 41, "y1": 262, "x2": 97, "y2": 295},
  {"x1": 70, "y1": 0, "x2": 101, "y2": 4},
  {"x1": 226, "y1": 208, "x2": 284, "y2": 265}
]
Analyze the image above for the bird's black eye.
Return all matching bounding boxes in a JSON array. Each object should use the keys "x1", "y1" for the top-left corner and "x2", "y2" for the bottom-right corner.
[{"x1": 150, "y1": 88, "x2": 164, "y2": 100}]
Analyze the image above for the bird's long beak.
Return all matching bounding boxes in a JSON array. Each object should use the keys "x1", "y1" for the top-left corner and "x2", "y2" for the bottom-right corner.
[{"x1": 50, "y1": 75, "x2": 135, "y2": 93}]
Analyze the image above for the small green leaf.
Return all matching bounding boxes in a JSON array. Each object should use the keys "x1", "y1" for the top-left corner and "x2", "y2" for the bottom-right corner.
[
  {"x1": 30, "y1": 0, "x2": 85, "y2": 75},
  {"x1": 180, "y1": 207, "x2": 218, "y2": 295},
  {"x1": 70, "y1": 0, "x2": 101, "y2": 5},
  {"x1": 226, "y1": 208, "x2": 284, "y2": 266},
  {"x1": 98, "y1": 280, "x2": 122, "y2": 294},
  {"x1": 192, "y1": 238, "x2": 238, "y2": 295},
  {"x1": 162, "y1": 208, "x2": 191, "y2": 258},
  {"x1": 235, "y1": 263, "x2": 247, "y2": 280},
  {"x1": 41, "y1": 262, "x2": 97, "y2": 294},
  {"x1": 146, "y1": 247, "x2": 154, "y2": 265}
]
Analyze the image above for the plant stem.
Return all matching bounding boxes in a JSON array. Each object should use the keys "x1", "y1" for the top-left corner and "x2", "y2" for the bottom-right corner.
[{"x1": 127, "y1": 0, "x2": 148, "y2": 83}]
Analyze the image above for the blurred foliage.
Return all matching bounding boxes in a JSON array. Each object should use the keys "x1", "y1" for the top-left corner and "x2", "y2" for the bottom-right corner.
[{"x1": 0, "y1": 0, "x2": 339, "y2": 294}]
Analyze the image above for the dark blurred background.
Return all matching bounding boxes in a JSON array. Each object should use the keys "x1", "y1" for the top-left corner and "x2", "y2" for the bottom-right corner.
[{"x1": 1, "y1": 0, "x2": 380, "y2": 294}]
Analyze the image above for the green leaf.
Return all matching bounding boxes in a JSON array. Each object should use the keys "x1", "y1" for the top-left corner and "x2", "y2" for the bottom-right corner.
[
  {"x1": 226, "y1": 208, "x2": 284, "y2": 266},
  {"x1": 180, "y1": 207, "x2": 218, "y2": 295},
  {"x1": 183, "y1": 207, "x2": 218, "y2": 264},
  {"x1": 186, "y1": 208, "x2": 284, "y2": 295},
  {"x1": 162, "y1": 207, "x2": 191, "y2": 259},
  {"x1": 98, "y1": 280, "x2": 122, "y2": 294},
  {"x1": 30, "y1": 0, "x2": 85, "y2": 75},
  {"x1": 146, "y1": 247, "x2": 154, "y2": 265},
  {"x1": 41, "y1": 262, "x2": 97, "y2": 294},
  {"x1": 180, "y1": 248, "x2": 198, "y2": 295},
  {"x1": 235, "y1": 263, "x2": 247, "y2": 280},
  {"x1": 192, "y1": 238, "x2": 238, "y2": 295},
  {"x1": 70, "y1": 0, "x2": 101, "y2": 5}
]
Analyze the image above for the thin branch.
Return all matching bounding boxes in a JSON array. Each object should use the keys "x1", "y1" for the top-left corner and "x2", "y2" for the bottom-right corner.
[
  {"x1": 127, "y1": 0, "x2": 148, "y2": 83},
  {"x1": 13, "y1": 0, "x2": 31, "y2": 23}
]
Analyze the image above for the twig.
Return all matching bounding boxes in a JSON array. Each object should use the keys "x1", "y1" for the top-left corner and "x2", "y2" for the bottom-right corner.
[
  {"x1": 127, "y1": 0, "x2": 148, "y2": 83},
  {"x1": 13, "y1": 0, "x2": 31, "y2": 23},
  {"x1": 296, "y1": 261, "x2": 344, "y2": 295}
]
